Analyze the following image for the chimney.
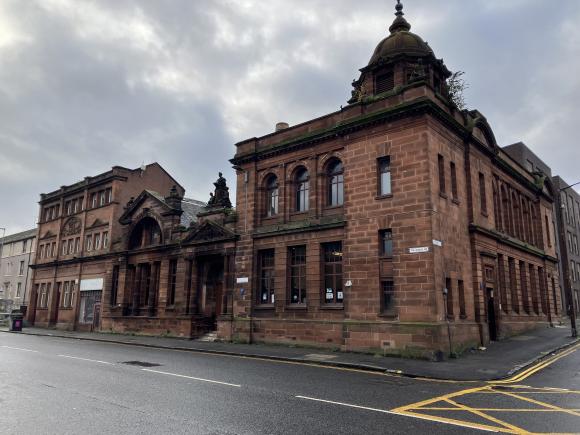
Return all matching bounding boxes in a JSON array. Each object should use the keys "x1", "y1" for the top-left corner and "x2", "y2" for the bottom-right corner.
[{"x1": 275, "y1": 122, "x2": 289, "y2": 132}]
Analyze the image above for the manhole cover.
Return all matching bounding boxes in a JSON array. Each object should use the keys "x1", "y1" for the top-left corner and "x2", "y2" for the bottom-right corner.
[{"x1": 121, "y1": 361, "x2": 162, "y2": 367}]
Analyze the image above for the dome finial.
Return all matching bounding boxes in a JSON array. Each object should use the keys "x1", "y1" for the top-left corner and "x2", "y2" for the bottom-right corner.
[
  {"x1": 395, "y1": 0, "x2": 404, "y2": 17},
  {"x1": 389, "y1": 1, "x2": 411, "y2": 33}
]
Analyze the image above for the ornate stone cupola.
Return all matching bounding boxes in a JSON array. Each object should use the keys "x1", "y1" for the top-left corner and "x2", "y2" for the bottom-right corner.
[{"x1": 348, "y1": 0, "x2": 452, "y2": 104}]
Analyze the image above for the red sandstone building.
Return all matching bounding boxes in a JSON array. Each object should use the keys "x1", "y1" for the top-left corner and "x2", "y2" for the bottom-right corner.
[
  {"x1": 222, "y1": 3, "x2": 560, "y2": 357},
  {"x1": 32, "y1": 4, "x2": 561, "y2": 358},
  {"x1": 29, "y1": 163, "x2": 186, "y2": 330}
]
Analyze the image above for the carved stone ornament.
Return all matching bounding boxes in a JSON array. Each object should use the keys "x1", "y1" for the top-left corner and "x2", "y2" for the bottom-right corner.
[
  {"x1": 62, "y1": 217, "x2": 82, "y2": 236},
  {"x1": 206, "y1": 172, "x2": 232, "y2": 209}
]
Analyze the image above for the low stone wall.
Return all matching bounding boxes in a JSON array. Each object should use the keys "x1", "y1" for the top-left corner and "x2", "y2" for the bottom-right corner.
[{"x1": 219, "y1": 317, "x2": 483, "y2": 360}]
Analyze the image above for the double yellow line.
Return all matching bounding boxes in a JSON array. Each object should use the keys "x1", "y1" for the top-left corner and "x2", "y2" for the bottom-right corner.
[{"x1": 490, "y1": 342, "x2": 580, "y2": 385}]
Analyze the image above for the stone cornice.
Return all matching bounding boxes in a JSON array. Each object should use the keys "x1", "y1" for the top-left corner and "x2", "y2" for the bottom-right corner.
[{"x1": 469, "y1": 224, "x2": 557, "y2": 262}]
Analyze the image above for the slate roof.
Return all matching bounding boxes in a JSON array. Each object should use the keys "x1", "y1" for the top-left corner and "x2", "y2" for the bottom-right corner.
[
  {"x1": 181, "y1": 198, "x2": 206, "y2": 227},
  {"x1": 0, "y1": 228, "x2": 37, "y2": 245}
]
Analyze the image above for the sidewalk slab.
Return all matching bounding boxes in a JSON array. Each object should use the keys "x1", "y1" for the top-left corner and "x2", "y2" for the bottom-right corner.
[{"x1": 2, "y1": 324, "x2": 577, "y2": 382}]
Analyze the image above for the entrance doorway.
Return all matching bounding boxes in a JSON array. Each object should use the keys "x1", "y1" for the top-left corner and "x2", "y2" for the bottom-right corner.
[
  {"x1": 197, "y1": 256, "x2": 225, "y2": 328},
  {"x1": 486, "y1": 287, "x2": 497, "y2": 341}
]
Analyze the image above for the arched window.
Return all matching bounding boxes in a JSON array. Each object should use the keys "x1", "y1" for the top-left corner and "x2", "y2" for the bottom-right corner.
[
  {"x1": 327, "y1": 160, "x2": 344, "y2": 207},
  {"x1": 265, "y1": 175, "x2": 279, "y2": 217},
  {"x1": 129, "y1": 217, "x2": 162, "y2": 249},
  {"x1": 295, "y1": 168, "x2": 309, "y2": 212}
]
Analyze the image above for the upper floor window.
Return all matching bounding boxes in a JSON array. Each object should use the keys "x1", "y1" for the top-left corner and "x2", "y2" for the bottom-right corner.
[
  {"x1": 22, "y1": 239, "x2": 27, "y2": 253},
  {"x1": 479, "y1": 173, "x2": 487, "y2": 215},
  {"x1": 438, "y1": 154, "x2": 446, "y2": 195},
  {"x1": 295, "y1": 168, "x2": 309, "y2": 213},
  {"x1": 379, "y1": 229, "x2": 393, "y2": 257},
  {"x1": 375, "y1": 69, "x2": 394, "y2": 94},
  {"x1": 450, "y1": 162, "x2": 458, "y2": 200},
  {"x1": 327, "y1": 160, "x2": 344, "y2": 207},
  {"x1": 91, "y1": 193, "x2": 98, "y2": 209},
  {"x1": 129, "y1": 217, "x2": 162, "y2": 249},
  {"x1": 265, "y1": 175, "x2": 279, "y2": 217},
  {"x1": 378, "y1": 157, "x2": 391, "y2": 196}
]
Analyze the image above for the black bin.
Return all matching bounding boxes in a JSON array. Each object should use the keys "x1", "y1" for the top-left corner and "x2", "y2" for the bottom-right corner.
[{"x1": 9, "y1": 311, "x2": 23, "y2": 332}]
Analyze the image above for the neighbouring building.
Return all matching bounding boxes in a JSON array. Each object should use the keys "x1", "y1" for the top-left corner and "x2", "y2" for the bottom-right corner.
[
  {"x1": 503, "y1": 142, "x2": 580, "y2": 319},
  {"x1": 28, "y1": 163, "x2": 187, "y2": 331},
  {"x1": 0, "y1": 229, "x2": 37, "y2": 311},
  {"x1": 552, "y1": 176, "x2": 580, "y2": 318}
]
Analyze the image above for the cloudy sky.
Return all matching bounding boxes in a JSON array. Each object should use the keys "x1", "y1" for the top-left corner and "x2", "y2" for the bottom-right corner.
[{"x1": 1, "y1": 0, "x2": 579, "y2": 235}]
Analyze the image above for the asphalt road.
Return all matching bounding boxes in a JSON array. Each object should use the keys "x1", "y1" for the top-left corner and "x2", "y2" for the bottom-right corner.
[{"x1": 0, "y1": 333, "x2": 578, "y2": 434}]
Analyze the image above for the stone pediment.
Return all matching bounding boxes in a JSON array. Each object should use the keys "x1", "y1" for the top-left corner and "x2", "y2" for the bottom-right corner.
[
  {"x1": 40, "y1": 230, "x2": 56, "y2": 240},
  {"x1": 120, "y1": 190, "x2": 181, "y2": 225},
  {"x1": 86, "y1": 218, "x2": 109, "y2": 229},
  {"x1": 183, "y1": 220, "x2": 235, "y2": 245},
  {"x1": 61, "y1": 217, "x2": 82, "y2": 236}
]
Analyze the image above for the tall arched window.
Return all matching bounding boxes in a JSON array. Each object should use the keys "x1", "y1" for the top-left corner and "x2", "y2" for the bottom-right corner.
[
  {"x1": 327, "y1": 160, "x2": 344, "y2": 207},
  {"x1": 265, "y1": 175, "x2": 279, "y2": 217},
  {"x1": 295, "y1": 168, "x2": 309, "y2": 212},
  {"x1": 129, "y1": 217, "x2": 162, "y2": 249}
]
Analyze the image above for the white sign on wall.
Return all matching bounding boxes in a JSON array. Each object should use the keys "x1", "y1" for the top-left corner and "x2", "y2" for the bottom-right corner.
[
  {"x1": 408, "y1": 247, "x2": 430, "y2": 254},
  {"x1": 80, "y1": 278, "x2": 104, "y2": 292},
  {"x1": 236, "y1": 277, "x2": 249, "y2": 284}
]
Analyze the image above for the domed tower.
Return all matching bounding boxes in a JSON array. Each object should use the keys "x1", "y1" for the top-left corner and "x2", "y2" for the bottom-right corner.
[{"x1": 349, "y1": 0, "x2": 451, "y2": 104}]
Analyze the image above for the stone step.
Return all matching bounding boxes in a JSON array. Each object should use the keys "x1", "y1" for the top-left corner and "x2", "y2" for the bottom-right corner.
[{"x1": 196, "y1": 331, "x2": 218, "y2": 342}]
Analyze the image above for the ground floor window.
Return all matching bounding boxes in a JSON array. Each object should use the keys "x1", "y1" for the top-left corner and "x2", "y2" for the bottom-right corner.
[
  {"x1": 258, "y1": 249, "x2": 275, "y2": 304},
  {"x1": 78, "y1": 290, "x2": 101, "y2": 324},
  {"x1": 322, "y1": 242, "x2": 343, "y2": 304},
  {"x1": 288, "y1": 246, "x2": 306, "y2": 304},
  {"x1": 381, "y1": 280, "x2": 395, "y2": 314}
]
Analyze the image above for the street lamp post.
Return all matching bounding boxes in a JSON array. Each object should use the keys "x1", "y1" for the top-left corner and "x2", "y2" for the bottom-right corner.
[{"x1": 0, "y1": 228, "x2": 5, "y2": 299}]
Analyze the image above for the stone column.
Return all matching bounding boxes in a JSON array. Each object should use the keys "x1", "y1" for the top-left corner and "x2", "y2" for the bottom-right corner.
[
  {"x1": 148, "y1": 262, "x2": 159, "y2": 317},
  {"x1": 131, "y1": 265, "x2": 142, "y2": 316}
]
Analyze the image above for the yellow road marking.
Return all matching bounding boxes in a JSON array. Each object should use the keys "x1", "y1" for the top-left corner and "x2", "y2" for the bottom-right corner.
[
  {"x1": 443, "y1": 397, "x2": 528, "y2": 433},
  {"x1": 392, "y1": 342, "x2": 580, "y2": 435},
  {"x1": 494, "y1": 390, "x2": 580, "y2": 418},
  {"x1": 491, "y1": 343, "x2": 580, "y2": 385},
  {"x1": 392, "y1": 385, "x2": 489, "y2": 413},
  {"x1": 391, "y1": 409, "x2": 515, "y2": 433},
  {"x1": 418, "y1": 407, "x2": 580, "y2": 412}
]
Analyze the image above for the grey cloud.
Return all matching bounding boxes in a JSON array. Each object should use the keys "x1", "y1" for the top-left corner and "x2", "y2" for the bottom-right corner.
[{"x1": 0, "y1": 0, "x2": 579, "y2": 234}]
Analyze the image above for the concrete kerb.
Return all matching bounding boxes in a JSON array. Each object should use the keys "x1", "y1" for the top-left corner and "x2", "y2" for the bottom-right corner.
[{"x1": 2, "y1": 329, "x2": 578, "y2": 382}]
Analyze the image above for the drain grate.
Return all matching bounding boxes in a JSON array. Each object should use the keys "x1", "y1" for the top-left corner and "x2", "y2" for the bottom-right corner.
[{"x1": 121, "y1": 361, "x2": 162, "y2": 367}]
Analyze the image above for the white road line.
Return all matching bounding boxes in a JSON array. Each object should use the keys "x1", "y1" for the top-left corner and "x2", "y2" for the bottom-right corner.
[
  {"x1": 142, "y1": 368, "x2": 241, "y2": 388},
  {"x1": 295, "y1": 396, "x2": 395, "y2": 414},
  {"x1": 295, "y1": 396, "x2": 497, "y2": 433},
  {"x1": 57, "y1": 355, "x2": 113, "y2": 365},
  {"x1": 2, "y1": 345, "x2": 39, "y2": 353}
]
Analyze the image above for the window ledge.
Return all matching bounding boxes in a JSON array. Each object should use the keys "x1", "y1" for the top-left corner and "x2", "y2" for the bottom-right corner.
[
  {"x1": 446, "y1": 315, "x2": 455, "y2": 321},
  {"x1": 58, "y1": 307, "x2": 74, "y2": 311},
  {"x1": 290, "y1": 211, "x2": 309, "y2": 216},
  {"x1": 320, "y1": 304, "x2": 344, "y2": 310},
  {"x1": 254, "y1": 304, "x2": 275, "y2": 310},
  {"x1": 285, "y1": 304, "x2": 307, "y2": 310},
  {"x1": 376, "y1": 194, "x2": 393, "y2": 200},
  {"x1": 378, "y1": 312, "x2": 398, "y2": 319},
  {"x1": 459, "y1": 314, "x2": 467, "y2": 320},
  {"x1": 452, "y1": 198, "x2": 461, "y2": 205},
  {"x1": 439, "y1": 192, "x2": 448, "y2": 200},
  {"x1": 481, "y1": 211, "x2": 489, "y2": 217},
  {"x1": 324, "y1": 205, "x2": 344, "y2": 211}
]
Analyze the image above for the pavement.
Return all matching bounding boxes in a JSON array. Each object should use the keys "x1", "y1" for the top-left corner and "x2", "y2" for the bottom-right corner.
[{"x1": 2, "y1": 323, "x2": 578, "y2": 381}]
